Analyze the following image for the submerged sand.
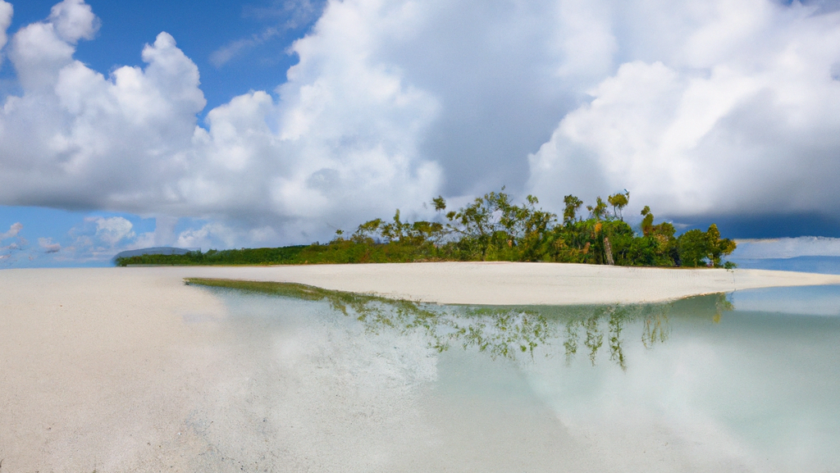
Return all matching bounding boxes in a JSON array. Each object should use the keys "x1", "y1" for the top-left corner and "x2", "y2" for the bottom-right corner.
[{"x1": 2, "y1": 264, "x2": 839, "y2": 471}]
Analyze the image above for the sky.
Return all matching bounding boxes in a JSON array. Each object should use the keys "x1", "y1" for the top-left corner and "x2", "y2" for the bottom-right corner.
[{"x1": 2, "y1": 0, "x2": 840, "y2": 267}]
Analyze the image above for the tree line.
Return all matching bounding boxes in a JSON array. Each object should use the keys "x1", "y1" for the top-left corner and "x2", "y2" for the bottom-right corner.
[{"x1": 116, "y1": 189, "x2": 736, "y2": 268}]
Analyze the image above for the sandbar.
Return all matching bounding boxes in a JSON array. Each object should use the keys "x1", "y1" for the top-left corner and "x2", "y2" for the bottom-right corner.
[{"x1": 150, "y1": 262, "x2": 839, "y2": 305}]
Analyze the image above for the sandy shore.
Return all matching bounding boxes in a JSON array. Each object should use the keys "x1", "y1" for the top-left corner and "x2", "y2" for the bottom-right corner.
[
  {"x1": 2, "y1": 264, "x2": 839, "y2": 471},
  {"x1": 150, "y1": 262, "x2": 840, "y2": 305}
]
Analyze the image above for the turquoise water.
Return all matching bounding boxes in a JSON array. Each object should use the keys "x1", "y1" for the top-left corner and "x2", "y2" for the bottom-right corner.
[{"x1": 195, "y1": 285, "x2": 840, "y2": 472}]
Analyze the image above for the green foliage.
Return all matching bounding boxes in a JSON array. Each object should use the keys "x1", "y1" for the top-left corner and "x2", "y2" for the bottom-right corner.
[
  {"x1": 117, "y1": 189, "x2": 736, "y2": 268},
  {"x1": 563, "y1": 195, "x2": 583, "y2": 224},
  {"x1": 114, "y1": 246, "x2": 307, "y2": 266},
  {"x1": 676, "y1": 224, "x2": 737, "y2": 268},
  {"x1": 586, "y1": 196, "x2": 609, "y2": 221},
  {"x1": 608, "y1": 191, "x2": 630, "y2": 220}
]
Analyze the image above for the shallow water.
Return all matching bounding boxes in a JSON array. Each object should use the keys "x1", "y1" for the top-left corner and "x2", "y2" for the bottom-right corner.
[{"x1": 191, "y1": 285, "x2": 840, "y2": 472}]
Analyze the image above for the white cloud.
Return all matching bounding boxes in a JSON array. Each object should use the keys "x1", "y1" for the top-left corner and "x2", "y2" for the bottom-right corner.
[
  {"x1": 173, "y1": 221, "x2": 282, "y2": 250},
  {"x1": 2, "y1": 0, "x2": 840, "y2": 253},
  {"x1": 38, "y1": 236, "x2": 61, "y2": 253},
  {"x1": 0, "y1": 221, "x2": 26, "y2": 264},
  {"x1": 48, "y1": 0, "x2": 98, "y2": 44},
  {"x1": 0, "y1": 0, "x2": 444, "y2": 245},
  {"x1": 210, "y1": 0, "x2": 327, "y2": 67},
  {"x1": 59, "y1": 216, "x2": 152, "y2": 262},
  {"x1": 0, "y1": 221, "x2": 22, "y2": 240},
  {"x1": 1, "y1": 24, "x2": 206, "y2": 207},
  {"x1": 0, "y1": 0, "x2": 12, "y2": 55},
  {"x1": 732, "y1": 237, "x2": 840, "y2": 259},
  {"x1": 130, "y1": 230, "x2": 156, "y2": 250},
  {"x1": 88, "y1": 216, "x2": 135, "y2": 246},
  {"x1": 209, "y1": 28, "x2": 280, "y2": 68},
  {"x1": 528, "y1": 0, "x2": 840, "y2": 218},
  {"x1": 153, "y1": 216, "x2": 178, "y2": 246},
  {"x1": 244, "y1": 0, "x2": 326, "y2": 26},
  {"x1": 175, "y1": 222, "x2": 236, "y2": 250}
]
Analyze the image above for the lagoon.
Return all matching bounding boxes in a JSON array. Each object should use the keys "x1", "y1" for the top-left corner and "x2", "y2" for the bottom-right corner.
[
  {"x1": 178, "y1": 283, "x2": 840, "y2": 472},
  {"x1": 1, "y1": 267, "x2": 839, "y2": 471}
]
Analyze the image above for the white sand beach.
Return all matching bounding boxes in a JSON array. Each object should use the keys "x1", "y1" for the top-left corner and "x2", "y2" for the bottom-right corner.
[
  {"x1": 2, "y1": 264, "x2": 839, "y2": 471},
  {"x1": 163, "y1": 261, "x2": 840, "y2": 305}
]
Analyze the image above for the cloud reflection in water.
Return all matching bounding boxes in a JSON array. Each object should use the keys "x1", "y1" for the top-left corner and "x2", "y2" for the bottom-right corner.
[{"x1": 186, "y1": 278, "x2": 733, "y2": 370}]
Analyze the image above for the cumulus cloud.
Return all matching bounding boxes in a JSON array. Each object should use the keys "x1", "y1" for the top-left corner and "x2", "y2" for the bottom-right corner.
[
  {"x1": 38, "y1": 236, "x2": 61, "y2": 253},
  {"x1": 59, "y1": 215, "x2": 155, "y2": 262},
  {"x1": 0, "y1": 222, "x2": 26, "y2": 264},
  {"x1": 88, "y1": 216, "x2": 135, "y2": 246},
  {"x1": 0, "y1": 221, "x2": 22, "y2": 240},
  {"x1": 175, "y1": 222, "x2": 236, "y2": 250},
  {"x1": 48, "y1": 0, "x2": 98, "y2": 43},
  {"x1": 0, "y1": 221, "x2": 25, "y2": 264},
  {"x1": 528, "y1": 0, "x2": 840, "y2": 220},
  {"x1": 171, "y1": 221, "x2": 283, "y2": 250},
  {"x1": 1, "y1": 25, "x2": 206, "y2": 209},
  {"x1": 0, "y1": 0, "x2": 11, "y2": 55},
  {"x1": 0, "y1": 0, "x2": 444, "y2": 244},
  {"x1": 2, "y1": 0, "x2": 840, "y2": 251}
]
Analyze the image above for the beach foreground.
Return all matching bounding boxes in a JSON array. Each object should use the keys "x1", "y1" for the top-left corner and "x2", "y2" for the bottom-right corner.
[{"x1": 2, "y1": 264, "x2": 840, "y2": 471}]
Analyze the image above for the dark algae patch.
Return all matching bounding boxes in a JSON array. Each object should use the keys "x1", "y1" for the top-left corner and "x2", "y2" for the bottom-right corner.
[
  {"x1": 119, "y1": 189, "x2": 737, "y2": 268},
  {"x1": 186, "y1": 278, "x2": 733, "y2": 369},
  {"x1": 186, "y1": 277, "x2": 347, "y2": 301}
]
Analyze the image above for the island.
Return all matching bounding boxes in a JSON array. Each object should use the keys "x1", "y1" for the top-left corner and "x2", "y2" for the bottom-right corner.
[{"x1": 116, "y1": 190, "x2": 738, "y2": 269}]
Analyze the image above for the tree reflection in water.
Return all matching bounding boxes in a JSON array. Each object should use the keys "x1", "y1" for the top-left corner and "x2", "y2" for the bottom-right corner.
[{"x1": 186, "y1": 278, "x2": 733, "y2": 369}]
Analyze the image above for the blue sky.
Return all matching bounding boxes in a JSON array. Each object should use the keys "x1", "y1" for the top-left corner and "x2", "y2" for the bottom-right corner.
[
  {"x1": 0, "y1": 0, "x2": 320, "y2": 111},
  {"x1": 2, "y1": 0, "x2": 840, "y2": 267}
]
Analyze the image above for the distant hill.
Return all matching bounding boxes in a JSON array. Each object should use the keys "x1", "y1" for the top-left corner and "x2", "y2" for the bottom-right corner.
[{"x1": 113, "y1": 247, "x2": 193, "y2": 261}]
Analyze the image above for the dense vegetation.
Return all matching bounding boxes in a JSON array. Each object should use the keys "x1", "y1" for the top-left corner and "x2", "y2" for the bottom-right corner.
[
  {"x1": 116, "y1": 245, "x2": 308, "y2": 266},
  {"x1": 116, "y1": 190, "x2": 736, "y2": 268}
]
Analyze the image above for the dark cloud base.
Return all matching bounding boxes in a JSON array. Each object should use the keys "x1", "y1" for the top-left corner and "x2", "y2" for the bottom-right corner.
[{"x1": 677, "y1": 213, "x2": 840, "y2": 239}]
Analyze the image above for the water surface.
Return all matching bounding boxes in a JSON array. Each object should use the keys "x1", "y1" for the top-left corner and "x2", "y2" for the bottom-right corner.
[{"x1": 189, "y1": 283, "x2": 840, "y2": 472}]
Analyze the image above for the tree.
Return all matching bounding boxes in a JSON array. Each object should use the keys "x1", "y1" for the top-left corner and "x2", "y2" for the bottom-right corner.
[
  {"x1": 119, "y1": 186, "x2": 738, "y2": 269},
  {"x1": 705, "y1": 224, "x2": 737, "y2": 267},
  {"x1": 563, "y1": 195, "x2": 583, "y2": 224},
  {"x1": 640, "y1": 206, "x2": 654, "y2": 236},
  {"x1": 676, "y1": 224, "x2": 737, "y2": 268},
  {"x1": 353, "y1": 218, "x2": 383, "y2": 242},
  {"x1": 677, "y1": 229, "x2": 708, "y2": 267},
  {"x1": 587, "y1": 197, "x2": 609, "y2": 220},
  {"x1": 608, "y1": 191, "x2": 630, "y2": 220}
]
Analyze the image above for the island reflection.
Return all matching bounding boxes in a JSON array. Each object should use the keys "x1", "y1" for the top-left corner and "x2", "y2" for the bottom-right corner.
[{"x1": 187, "y1": 278, "x2": 732, "y2": 369}]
